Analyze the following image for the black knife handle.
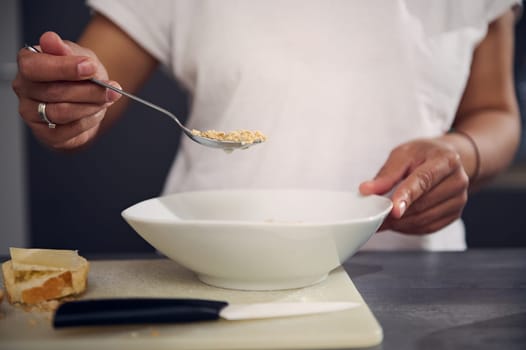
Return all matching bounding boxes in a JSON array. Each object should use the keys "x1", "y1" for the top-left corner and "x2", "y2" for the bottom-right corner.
[{"x1": 53, "y1": 298, "x2": 228, "y2": 328}]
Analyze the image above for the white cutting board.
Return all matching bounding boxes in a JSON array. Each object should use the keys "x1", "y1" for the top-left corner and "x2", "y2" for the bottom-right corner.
[{"x1": 0, "y1": 259, "x2": 382, "y2": 350}]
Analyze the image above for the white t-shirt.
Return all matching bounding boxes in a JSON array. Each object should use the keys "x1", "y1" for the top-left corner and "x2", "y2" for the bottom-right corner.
[{"x1": 88, "y1": 0, "x2": 518, "y2": 251}]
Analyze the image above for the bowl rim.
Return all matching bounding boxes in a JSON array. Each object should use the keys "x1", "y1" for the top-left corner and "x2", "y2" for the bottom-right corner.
[{"x1": 121, "y1": 189, "x2": 393, "y2": 227}]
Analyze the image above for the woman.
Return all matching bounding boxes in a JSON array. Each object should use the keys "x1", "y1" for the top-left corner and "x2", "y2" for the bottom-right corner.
[{"x1": 13, "y1": 0, "x2": 522, "y2": 250}]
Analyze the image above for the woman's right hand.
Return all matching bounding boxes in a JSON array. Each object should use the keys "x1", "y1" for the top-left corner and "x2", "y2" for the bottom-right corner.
[{"x1": 12, "y1": 31, "x2": 122, "y2": 151}]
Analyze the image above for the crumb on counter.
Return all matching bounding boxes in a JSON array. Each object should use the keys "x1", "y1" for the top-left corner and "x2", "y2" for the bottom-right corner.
[
  {"x1": 20, "y1": 299, "x2": 63, "y2": 312},
  {"x1": 191, "y1": 129, "x2": 267, "y2": 144}
]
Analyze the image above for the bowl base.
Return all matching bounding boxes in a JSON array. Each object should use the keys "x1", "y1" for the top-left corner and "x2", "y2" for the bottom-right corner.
[{"x1": 197, "y1": 273, "x2": 329, "y2": 291}]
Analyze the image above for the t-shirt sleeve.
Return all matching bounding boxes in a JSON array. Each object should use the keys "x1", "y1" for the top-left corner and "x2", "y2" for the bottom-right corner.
[
  {"x1": 483, "y1": 0, "x2": 522, "y2": 23},
  {"x1": 404, "y1": 0, "x2": 522, "y2": 36},
  {"x1": 86, "y1": 0, "x2": 173, "y2": 66}
]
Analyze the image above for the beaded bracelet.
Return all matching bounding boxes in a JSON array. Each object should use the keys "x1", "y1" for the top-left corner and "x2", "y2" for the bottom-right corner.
[{"x1": 452, "y1": 130, "x2": 481, "y2": 183}]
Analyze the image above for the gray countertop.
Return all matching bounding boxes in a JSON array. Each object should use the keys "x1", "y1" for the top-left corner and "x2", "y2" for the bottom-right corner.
[
  {"x1": 82, "y1": 248, "x2": 526, "y2": 349},
  {"x1": 345, "y1": 249, "x2": 526, "y2": 350},
  {"x1": 2, "y1": 249, "x2": 525, "y2": 349}
]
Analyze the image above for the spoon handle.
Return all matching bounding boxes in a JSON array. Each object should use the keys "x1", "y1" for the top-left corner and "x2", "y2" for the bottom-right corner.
[{"x1": 89, "y1": 78, "x2": 186, "y2": 130}]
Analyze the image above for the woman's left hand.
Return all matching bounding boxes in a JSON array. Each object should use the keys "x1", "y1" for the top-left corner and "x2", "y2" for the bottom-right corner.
[{"x1": 359, "y1": 138, "x2": 469, "y2": 234}]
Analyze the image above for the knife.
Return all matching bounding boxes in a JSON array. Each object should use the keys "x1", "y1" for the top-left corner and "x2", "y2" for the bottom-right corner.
[{"x1": 53, "y1": 298, "x2": 359, "y2": 328}]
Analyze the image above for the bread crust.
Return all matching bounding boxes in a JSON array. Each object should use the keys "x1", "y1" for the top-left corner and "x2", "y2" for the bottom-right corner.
[{"x1": 1, "y1": 257, "x2": 89, "y2": 305}]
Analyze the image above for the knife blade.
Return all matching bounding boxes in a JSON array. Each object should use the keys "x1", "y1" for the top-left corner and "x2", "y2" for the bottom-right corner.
[{"x1": 53, "y1": 298, "x2": 359, "y2": 328}]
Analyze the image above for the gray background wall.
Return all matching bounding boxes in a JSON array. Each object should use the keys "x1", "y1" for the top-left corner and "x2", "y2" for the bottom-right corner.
[
  {"x1": 0, "y1": 0, "x2": 27, "y2": 254},
  {"x1": 2, "y1": 0, "x2": 526, "y2": 255}
]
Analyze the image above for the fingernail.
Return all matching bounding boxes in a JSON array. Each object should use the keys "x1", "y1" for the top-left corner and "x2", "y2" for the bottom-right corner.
[
  {"x1": 106, "y1": 81, "x2": 122, "y2": 102},
  {"x1": 77, "y1": 60, "x2": 96, "y2": 78},
  {"x1": 398, "y1": 200, "x2": 407, "y2": 217}
]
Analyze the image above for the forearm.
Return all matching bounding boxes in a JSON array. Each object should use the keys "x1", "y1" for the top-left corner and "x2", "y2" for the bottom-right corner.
[
  {"x1": 442, "y1": 8, "x2": 521, "y2": 191},
  {"x1": 78, "y1": 13, "x2": 158, "y2": 133}
]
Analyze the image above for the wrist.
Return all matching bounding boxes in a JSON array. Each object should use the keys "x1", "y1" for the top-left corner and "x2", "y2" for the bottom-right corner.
[{"x1": 442, "y1": 130, "x2": 481, "y2": 184}]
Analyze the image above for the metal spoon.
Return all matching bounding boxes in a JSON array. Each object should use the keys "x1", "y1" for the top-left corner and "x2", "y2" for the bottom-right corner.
[{"x1": 24, "y1": 45, "x2": 264, "y2": 151}]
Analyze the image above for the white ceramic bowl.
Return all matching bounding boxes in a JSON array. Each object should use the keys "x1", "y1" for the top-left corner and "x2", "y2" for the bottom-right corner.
[{"x1": 122, "y1": 189, "x2": 392, "y2": 291}]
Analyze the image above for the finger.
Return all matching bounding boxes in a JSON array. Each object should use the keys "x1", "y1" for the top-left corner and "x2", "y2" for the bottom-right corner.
[
  {"x1": 359, "y1": 157, "x2": 411, "y2": 195},
  {"x1": 19, "y1": 80, "x2": 121, "y2": 104},
  {"x1": 360, "y1": 175, "x2": 402, "y2": 195},
  {"x1": 52, "y1": 124, "x2": 101, "y2": 151},
  {"x1": 39, "y1": 31, "x2": 74, "y2": 56},
  {"x1": 404, "y1": 168, "x2": 469, "y2": 215},
  {"x1": 22, "y1": 99, "x2": 111, "y2": 125},
  {"x1": 40, "y1": 31, "x2": 98, "y2": 59},
  {"x1": 18, "y1": 48, "x2": 97, "y2": 82},
  {"x1": 29, "y1": 110, "x2": 104, "y2": 148},
  {"x1": 381, "y1": 215, "x2": 458, "y2": 235},
  {"x1": 389, "y1": 213, "x2": 460, "y2": 235},
  {"x1": 385, "y1": 193, "x2": 466, "y2": 234},
  {"x1": 390, "y1": 152, "x2": 461, "y2": 218},
  {"x1": 402, "y1": 190, "x2": 467, "y2": 223}
]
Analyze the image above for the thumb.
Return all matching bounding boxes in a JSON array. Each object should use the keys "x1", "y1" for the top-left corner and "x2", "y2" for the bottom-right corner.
[
  {"x1": 359, "y1": 162, "x2": 409, "y2": 196},
  {"x1": 359, "y1": 176, "x2": 397, "y2": 195},
  {"x1": 39, "y1": 31, "x2": 73, "y2": 56}
]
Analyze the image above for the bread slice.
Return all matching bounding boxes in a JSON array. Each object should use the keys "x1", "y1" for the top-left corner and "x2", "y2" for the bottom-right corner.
[{"x1": 1, "y1": 248, "x2": 89, "y2": 305}]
